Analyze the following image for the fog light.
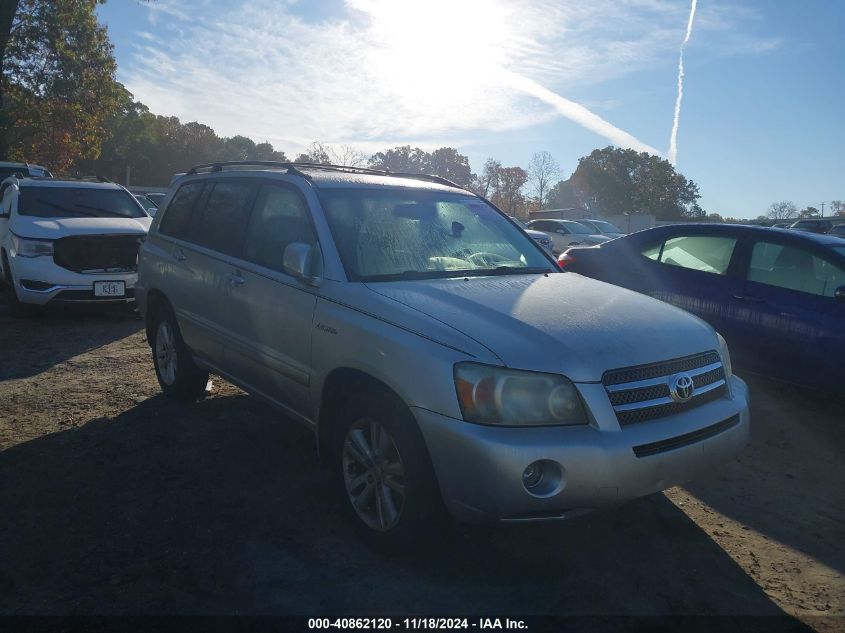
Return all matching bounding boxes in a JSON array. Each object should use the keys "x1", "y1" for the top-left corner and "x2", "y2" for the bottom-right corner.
[{"x1": 522, "y1": 461, "x2": 544, "y2": 489}]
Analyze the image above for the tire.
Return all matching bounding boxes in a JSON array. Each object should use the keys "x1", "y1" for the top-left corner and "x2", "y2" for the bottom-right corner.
[
  {"x1": 2, "y1": 255, "x2": 36, "y2": 318},
  {"x1": 332, "y1": 390, "x2": 447, "y2": 549},
  {"x1": 148, "y1": 302, "x2": 209, "y2": 400}
]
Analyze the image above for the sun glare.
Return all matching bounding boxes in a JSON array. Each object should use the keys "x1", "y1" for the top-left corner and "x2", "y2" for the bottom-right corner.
[{"x1": 349, "y1": 0, "x2": 514, "y2": 106}]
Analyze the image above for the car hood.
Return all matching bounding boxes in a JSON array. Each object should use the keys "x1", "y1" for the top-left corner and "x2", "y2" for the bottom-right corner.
[
  {"x1": 13, "y1": 215, "x2": 152, "y2": 239},
  {"x1": 364, "y1": 272, "x2": 719, "y2": 382}
]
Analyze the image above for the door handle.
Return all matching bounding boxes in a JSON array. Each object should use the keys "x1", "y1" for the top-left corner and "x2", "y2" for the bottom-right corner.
[
  {"x1": 229, "y1": 271, "x2": 245, "y2": 286},
  {"x1": 732, "y1": 293, "x2": 764, "y2": 303},
  {"x1": 173, "y1": 248, "x2": 186, "y2": 262}
]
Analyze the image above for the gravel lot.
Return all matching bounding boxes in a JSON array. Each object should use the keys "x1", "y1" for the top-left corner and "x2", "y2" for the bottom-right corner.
[{"x1": 0, "y1": 299, "x2": 843, "y2": 629}]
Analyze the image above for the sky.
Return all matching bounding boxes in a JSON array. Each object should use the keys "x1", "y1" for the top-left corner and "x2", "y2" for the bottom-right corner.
[{"x1": 97, "y1": 0, "x2": 844, "y2": 219}]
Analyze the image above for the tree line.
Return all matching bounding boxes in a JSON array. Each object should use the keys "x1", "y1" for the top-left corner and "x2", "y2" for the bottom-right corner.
[{"x1": 6, "y1": 1, "x2": 836, "y2": 222}]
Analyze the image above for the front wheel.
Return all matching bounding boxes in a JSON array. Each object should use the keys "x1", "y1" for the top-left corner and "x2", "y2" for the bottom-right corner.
[
  {"x1": 333, "y1": 392, "x2": 446, "y2": 549},
  {"x1": 149, "y1": 304, "x2": 209, "y2": 400}
]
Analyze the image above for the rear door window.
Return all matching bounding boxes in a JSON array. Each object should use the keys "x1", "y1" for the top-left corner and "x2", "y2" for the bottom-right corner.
[
  {"x1": 192, "y1": 181, "x2": 257, "y2": 257},
  {"x1": 159, "y1": 182, "x2": 205, "y2": 240},
  {"x1": 641, "y1": 235, "x2": 737, "y2": 275},
  {"x1": 748, "y1": 241, "x2": 845, "y2": 297}
]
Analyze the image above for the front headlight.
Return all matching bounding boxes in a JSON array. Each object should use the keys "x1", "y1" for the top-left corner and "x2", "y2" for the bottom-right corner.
[
  {"x1": 454, "y1": 363, "x2": 588, "y2": 426},
  {"x1": 717, "y1": 333, "x2": 733, "y2": 381},
  {"x1": 11, "y1": 235, "x2": 53, "y2": 258}
]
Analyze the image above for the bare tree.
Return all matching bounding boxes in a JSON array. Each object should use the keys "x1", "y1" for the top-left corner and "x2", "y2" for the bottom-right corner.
[
  {"x1": 296, "y1": 141, "x2": 366, "y2": 166},
  {"x1": 830, "y1": 200, "x2": 845, "y2": 217},
  {"x1": 766, "y1": 201, "x2": 799, "y2": 221},
  {"x1": 333, "y1": 144, "x2": 366, "y2": 167},
  {"x1": 527, "y1": 151, "x2": 560, "y2": 209}
]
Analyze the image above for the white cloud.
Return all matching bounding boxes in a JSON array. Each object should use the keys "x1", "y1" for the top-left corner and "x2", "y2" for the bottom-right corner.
[{"x1": 122, "y1": 0, "x2": 779, "y2": 158}]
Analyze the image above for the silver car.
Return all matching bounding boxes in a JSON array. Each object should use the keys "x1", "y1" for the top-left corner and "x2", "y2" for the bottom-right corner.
[
  {"x1": 527, "y1": 218, "x2": 610, "y2": 253},
  {"x1": 136, "y1": 162, "x2": 749, "y2": 546}
]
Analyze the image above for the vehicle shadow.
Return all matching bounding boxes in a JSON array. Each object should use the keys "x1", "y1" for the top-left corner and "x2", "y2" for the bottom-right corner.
[
  {"x1": 683, "y1": 373, "x2": 845, "y2": 575},
  {"x1": 0, "y1": 392, "x2": 809, "y2": 626},
  {"x1": 0, "y1": 296, "x2": 143, "y2": 381}
]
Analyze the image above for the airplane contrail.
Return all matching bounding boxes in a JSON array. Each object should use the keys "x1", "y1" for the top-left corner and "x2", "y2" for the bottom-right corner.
[
  {"x1": 499, "y1": 68, "x2": 661, "y2": 156},
  {"x1": 668, "y1": 0, "x2": 698, "y2": 166}
]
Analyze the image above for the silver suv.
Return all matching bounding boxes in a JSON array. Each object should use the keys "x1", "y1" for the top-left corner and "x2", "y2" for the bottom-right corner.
[{"x1": 136, "y1": 162, "x2": 749, "y2": 546}]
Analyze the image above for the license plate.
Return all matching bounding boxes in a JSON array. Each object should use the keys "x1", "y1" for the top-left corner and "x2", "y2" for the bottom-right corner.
[{"x1": 93, "y1": 280, "x2": 125, "y2": 297}]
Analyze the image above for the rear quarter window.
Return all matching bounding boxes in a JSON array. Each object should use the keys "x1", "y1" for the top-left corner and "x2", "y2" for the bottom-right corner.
[{"x1": 158, "y1": 182, "x2": 205, "y2": 240}]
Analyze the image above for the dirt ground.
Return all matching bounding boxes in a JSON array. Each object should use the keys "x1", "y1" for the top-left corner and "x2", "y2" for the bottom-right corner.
[{"x1": 0, "y1": 299, "x2": 843, "y2": 629}]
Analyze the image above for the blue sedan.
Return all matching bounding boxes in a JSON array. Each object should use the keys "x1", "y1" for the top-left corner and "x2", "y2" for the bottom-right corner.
[{"x1": 560, "y1": 224, "x2": 845, "y2": 390}]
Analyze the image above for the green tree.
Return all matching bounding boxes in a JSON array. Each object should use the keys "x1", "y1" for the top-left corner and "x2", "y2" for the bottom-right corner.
[
  {"x1": 428, "y1": 147, "x2": 472, "y2": 187},
  {"x1": 546, "y1": 179, "x2": 579, "y2": 209},
  {"x1": 799, "y1": 206, "x2": 820, "y2": 218},
  {"x1": 368, "y1": 145, "x2": 472, "y2": 185},
  {"x1": 221, "y1": 135, "x2": 257, "y2": 162},
  {"x1": 254, "y1": 141, "x2": 288, "y2": 162},
  {"x1": 2, "y1": 0, "x2": 123, "y2": 172},
  {"x1": 490, "y1": 166, "x2": 528, "y2": 216},
  {"x1": 568, "y1": 146, "x2": 702, "y2": 220},
  {"x1": 368, "y1": 145, "x2": 430, "y2": 173}
]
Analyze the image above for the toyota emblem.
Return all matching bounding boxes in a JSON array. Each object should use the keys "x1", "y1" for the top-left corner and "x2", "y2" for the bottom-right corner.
[{"x1": 669, "y1": 373, "x2": 695, "y2": 402}]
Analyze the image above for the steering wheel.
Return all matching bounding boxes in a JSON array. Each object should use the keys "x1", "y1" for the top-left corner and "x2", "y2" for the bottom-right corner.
[{"x1": 467, "y1": 251, "x2": 510, "y2": 267}]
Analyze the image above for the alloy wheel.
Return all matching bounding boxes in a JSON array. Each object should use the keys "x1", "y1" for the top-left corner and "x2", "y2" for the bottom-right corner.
[
  {"x1": 342, "y1": 418, "x2": 406, "y2": 531},
  {"x1": 155, "y1": 321, "x2": 178, "y2": 385}
]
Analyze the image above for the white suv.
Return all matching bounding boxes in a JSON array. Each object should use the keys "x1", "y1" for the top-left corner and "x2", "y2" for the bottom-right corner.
[{"x1": 0, "y1": 176, "x2": 152, "y2": 316}]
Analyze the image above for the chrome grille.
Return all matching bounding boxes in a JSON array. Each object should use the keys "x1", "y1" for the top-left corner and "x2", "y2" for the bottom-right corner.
[{"x1": 603, "y1": 351, "x2": 727, "y2": 426}]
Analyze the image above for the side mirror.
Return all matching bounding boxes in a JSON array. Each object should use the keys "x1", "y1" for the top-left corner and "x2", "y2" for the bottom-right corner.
[
  {"x1": 835, "y1": 286, "x2": 845, "y2": 303},
  {"x1": 283, "y1": 242, "x2": 321, "y2": 286}
]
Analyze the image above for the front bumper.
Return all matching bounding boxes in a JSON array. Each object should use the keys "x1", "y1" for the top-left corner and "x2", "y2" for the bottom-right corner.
[
  {"x1": 414, "y1": 376, "x2": 749, "y2": 523},
  {"x1": 9, "y1": 254, "x2": 137, "y2": 305}
]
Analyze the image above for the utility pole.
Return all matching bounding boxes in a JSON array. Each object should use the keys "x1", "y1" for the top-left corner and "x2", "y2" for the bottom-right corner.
[{"x1": 819, "y1": 202, "x2": 825, "y2": 217}]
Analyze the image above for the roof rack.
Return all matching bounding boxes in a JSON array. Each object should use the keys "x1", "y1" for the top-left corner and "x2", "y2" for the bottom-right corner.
[
  {"x1": 184, "y1": 161, "x2": 465, "y2": 190},
  {"x1": 388, "y1": 172, "x2": 462, "y2": 189},
  {"x1": 186, "y1": 161, "x2": 312, "y2": 179}
]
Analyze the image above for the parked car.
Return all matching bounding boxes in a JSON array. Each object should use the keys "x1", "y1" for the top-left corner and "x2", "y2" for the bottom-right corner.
[
  {"x1": 771, "y1": 222, "x2": 792, "y2": 229},
  {"x1": 137, "y1": 162, "x2": 748, "y2": 546},
  {"x1": 134, "y1": 194, "x2": 160, "y2": 216},
  {"x1": 575, "y1": 218, "x2": 625, "y2": 238},
  {"x1": 145, "y1": 192, "x2": 167, "y2": 207},
  {"x1": 526, "y1": 219, "x2": 610, "y2": 253},
  {"x1": 828, "y1": 224, "x2": 845, "y2": 238},
  {"x1": 0, "y1": 161, "x2": 52, "y2": 181},
  {"x1": 509, "y1": 216, "x2": 554, "y2": 252},
  {"x1": 0, "y1": 176, "x2": 152, "y2": 316},
  {"x1": 789, "y1": 218, "x2": 845, "y2": 234},
  {"x1": 560, "y1": 224, "x2": 845, "y2": 390}
]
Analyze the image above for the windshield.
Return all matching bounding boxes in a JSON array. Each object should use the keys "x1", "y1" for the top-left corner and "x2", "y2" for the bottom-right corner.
[
  {"x1": 591, "y1": 220, "x2": 622, "y2": 233},
  {"x1": 564, "y1": 221, "x2": 594, "y2": 234},
  {"x1": 318, "y1": 189, "x2": 556, "y2": 281},
  {"x1": 19, "y1": 187, "x2": 146, "y2": 219}
]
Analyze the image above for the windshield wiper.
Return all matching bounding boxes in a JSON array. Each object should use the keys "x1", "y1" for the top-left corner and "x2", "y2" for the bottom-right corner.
[
  {"x1": 361, "y1": 266, "x2": 553, "y2": 282},
  {"x1": 468, "y1": 266, "x2": 552, "y2": 277}
]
